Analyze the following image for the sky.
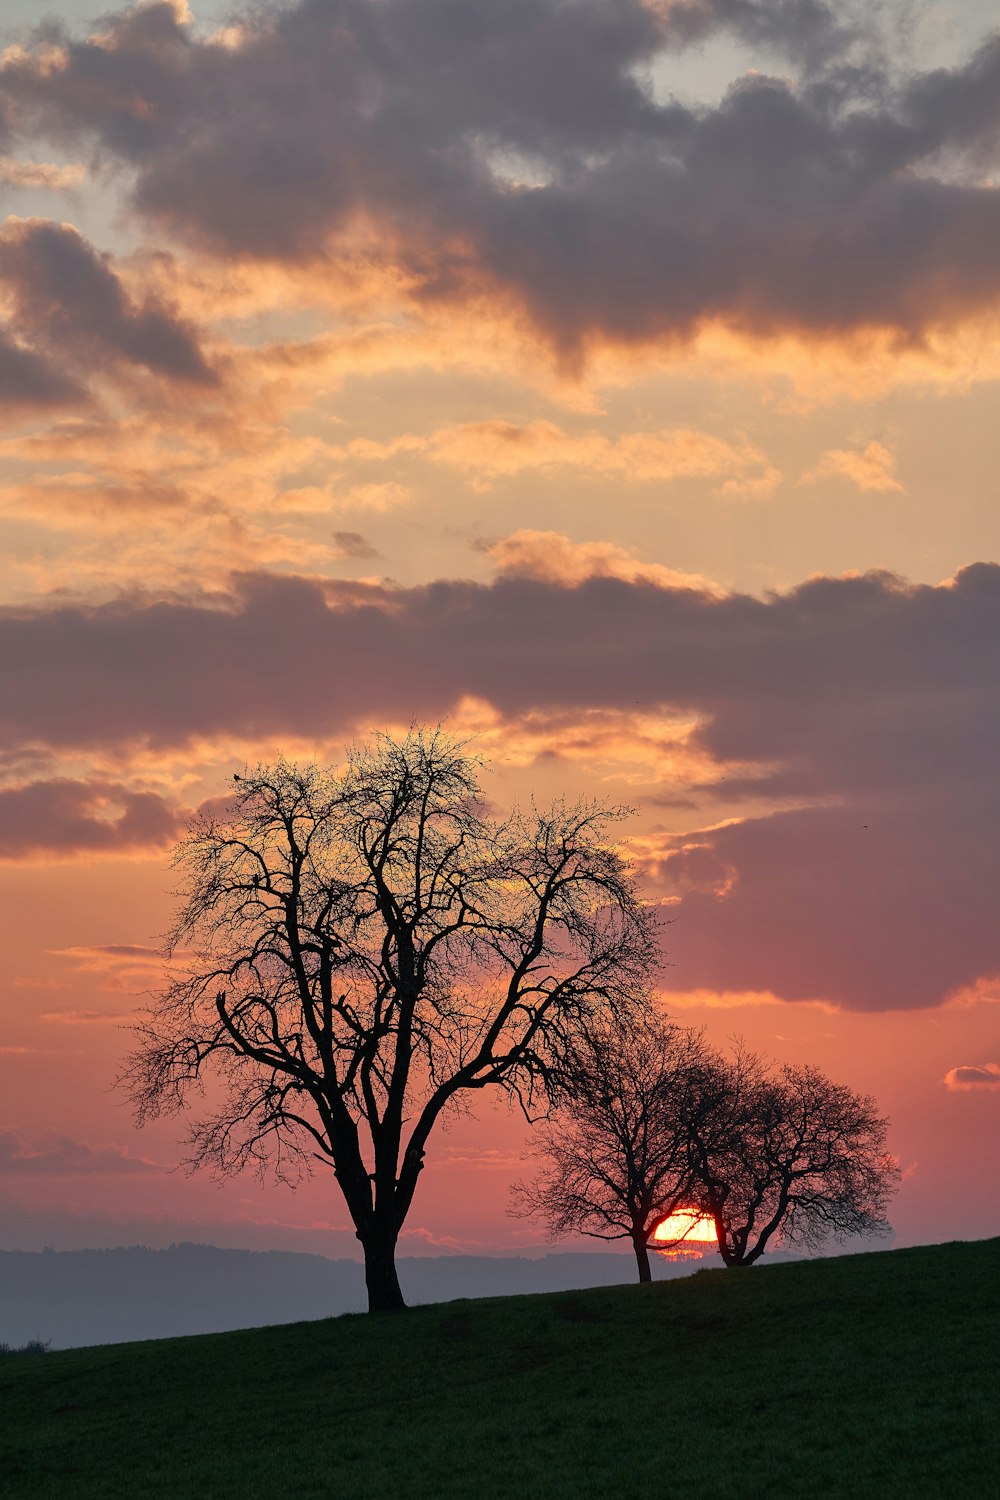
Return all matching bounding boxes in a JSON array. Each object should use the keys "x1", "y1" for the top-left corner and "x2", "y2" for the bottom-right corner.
[{"x1": 0, "y1": 0, "x2": 998, "y2": 1261}]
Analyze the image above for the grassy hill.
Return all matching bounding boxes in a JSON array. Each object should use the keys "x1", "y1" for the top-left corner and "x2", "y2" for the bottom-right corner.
[{"x1": 2, "y1": 1238, "x2": 997, "y2": 1499}]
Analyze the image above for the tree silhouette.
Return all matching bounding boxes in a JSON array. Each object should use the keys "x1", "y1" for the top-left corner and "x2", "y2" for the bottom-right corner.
[
  {"x1": 510, "y1": 1013, "x2": 711, "y2": 1281},
  {"x1": 514, "y1": 1021, "x2": 899, "y2": 1279},
  {"x1": 122, "y1": 727, "x2": 657, "y2": 1311},
  {"x1": 685, "y1": 1054, "x2": 900, "y2": 1266}
]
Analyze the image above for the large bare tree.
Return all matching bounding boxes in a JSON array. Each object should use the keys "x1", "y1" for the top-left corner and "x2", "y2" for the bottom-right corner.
[
  {"x1": 122, "y1": 728, "x2": 657, "y2": 1310},
  {"x1": 510, "y1": 1014, "x2": 712, "y2": 1282},
  {"x1": 685, "y1": 1056, "x2": 900, "y2": 1267}
]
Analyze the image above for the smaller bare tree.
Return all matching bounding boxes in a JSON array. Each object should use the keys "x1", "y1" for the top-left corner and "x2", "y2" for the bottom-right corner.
[
  {"x1": 510, "y1": 1013, "x2": 712, "y2": 1282},
  {"x1": 685, "y1": 1057, "x2": 900, "y2": 1267}
]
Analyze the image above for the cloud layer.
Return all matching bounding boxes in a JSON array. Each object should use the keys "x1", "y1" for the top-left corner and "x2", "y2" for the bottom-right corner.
[
  {"x1": 1, "y1": 1, "x2": 999, "y2": 358},
  {"x1": 0, "y1": 557, "x2": 996, "y2": 1011},
  {"x1": 1, "y1": 560, "x2": 996, "y2": 759}
]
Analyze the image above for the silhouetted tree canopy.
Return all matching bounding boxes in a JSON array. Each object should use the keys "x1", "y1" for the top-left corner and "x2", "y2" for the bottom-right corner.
[
  {"x1": 122, "y1": 727, "x2": 657, "y2": 1311},
  {"x1": 515, "y1": 1020, "x2": 900, "y2": 1277},
  {"x1": 685, "y1": 1053, "x2": 900, "y2": 1266},
  {"x1": 510, "y1": 1013, "x2": 712, "y2": 1282}
]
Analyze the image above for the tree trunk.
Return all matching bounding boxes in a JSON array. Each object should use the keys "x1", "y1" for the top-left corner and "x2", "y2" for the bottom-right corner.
[
  {"x1": 714, "y1": 1214, "x2": 738, "y2": 1267},
  {"x1": 361, "y1": 1230, "x2": 407, "y2": 1312},
  {"x1": 632, "y1": 1232, "x2": 652, "y2": 1284}
]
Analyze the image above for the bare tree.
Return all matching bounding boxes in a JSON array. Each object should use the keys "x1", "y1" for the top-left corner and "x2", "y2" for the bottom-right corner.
[
  {"x1": 510, "y1": 1014, "x2": 711, "y2": 1282},
  {"x1": 513, "y1": 1021, "x2": 899, "y2": 1282},
  {"x1": 121, "y1": 727, "x2": 657, "y2": 1311},
  {"x1": 685, "y1": 1055, "x2": 900, "y2": 1267}
]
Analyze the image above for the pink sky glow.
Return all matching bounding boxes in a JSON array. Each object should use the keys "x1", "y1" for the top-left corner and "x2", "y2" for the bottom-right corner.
[{"x1": 0, "y1": 0, "x2": 998, "y2": 1260}]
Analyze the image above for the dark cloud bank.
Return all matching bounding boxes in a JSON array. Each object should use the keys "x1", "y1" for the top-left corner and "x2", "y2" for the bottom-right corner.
[
  {"x1": 0, "y1": 561, "x2": 998, "y2": 1012},
  {"x1": 1, "y1": 0, "x2": 1000, "y2": 355},
  {"x1": 0, "y1": 778, "x2": 181, "y2": 858}
]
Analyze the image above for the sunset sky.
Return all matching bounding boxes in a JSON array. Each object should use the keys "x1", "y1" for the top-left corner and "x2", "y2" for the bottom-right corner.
[{"x1": 1, "y1": 0, "x2": 998, "y2": 1260}]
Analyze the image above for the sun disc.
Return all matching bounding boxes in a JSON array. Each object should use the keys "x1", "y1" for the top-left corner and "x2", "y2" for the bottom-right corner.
[{"x1": 652, "y1": 1211, "x2": 717, "y2": 1246}]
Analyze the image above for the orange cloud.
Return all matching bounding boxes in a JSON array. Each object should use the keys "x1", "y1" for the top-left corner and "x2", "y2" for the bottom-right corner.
[
  {"x1": 944, "y1": 977, "x2": 1000, "y2": 1010},
  {"x1": 0, "y1": 156, "x2": 85, "y2": 189},
  {"x1": 943, "y1": 1064, "x2": 1000, "y2": 1091},
  {"x1": 484, "y1": 530, "x2": 721, "y2": 593},
  {"x1": 51, "y1": 944, "x2": 165, "y2": 981},
  {"x1": 655, "y1": 987, "x2": 839, "y2": 1013},
  {"x1": 335, "y1": 481, "x2": 411, "y2": 513},
  {"x1": 403, "y1": 697, "x2": 715, "y2": 791},
  {"x1": 350, "y1": 419, "x2": 776, "y2": 491},
  {"x1": 803, "y1": 440, "x2": 904, "y2": 493}
]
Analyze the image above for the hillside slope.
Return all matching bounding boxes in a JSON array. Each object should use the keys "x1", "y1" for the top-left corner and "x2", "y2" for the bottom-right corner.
[{"x1": 2, "y1": 1238, "x2": 998, "y2": 1499}]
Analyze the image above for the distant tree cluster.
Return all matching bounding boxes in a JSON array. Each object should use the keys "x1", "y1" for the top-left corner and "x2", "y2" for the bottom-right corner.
[
  {"x1": 123, "y1": 726, "x2": 899, "y2": 1311},
  {"x1": 512, "y1": 1013, "x2": 900, "y2": 1279}
]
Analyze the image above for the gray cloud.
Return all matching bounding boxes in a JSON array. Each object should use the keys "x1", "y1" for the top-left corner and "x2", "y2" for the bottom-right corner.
[
  {"x1": 65, "y1": 944, "x2": 161, "y2": 961},
  {"x1": 943, "y1": 1064, "x2": 1000, "y2": 1091},
  {"x1": 2, "y1": 2, "x2": 999, "y2": 353},
  {"x1": 657, "y1": 799, "x2": 999, "y2": 1011},
  {"x1": 332, "y1": 531, "x2": 379, "y2": 559},
  {"x1": 0, "y1": 564, "x2": 996, "y2": 765},
  {"x1": 0, "y1": 219, "x2": 215, "y2": 400},
  {"x1": 0, "y1": 778, "x2": 182, "y2": 857},
  {"x1": 0, "y1": 331, "x2": 85, "y2": 415},
  {"x1": 0, "y1": 1130, "x2": 159, "y2": 1174}
]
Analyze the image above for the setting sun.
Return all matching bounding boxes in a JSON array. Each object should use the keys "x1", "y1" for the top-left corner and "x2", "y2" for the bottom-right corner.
[{"x1": 653, "y1": 1213, "x2": 718, "y2": 1250}]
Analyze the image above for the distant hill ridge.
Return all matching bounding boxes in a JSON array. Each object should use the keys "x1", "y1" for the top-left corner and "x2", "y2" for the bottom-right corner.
[{"x1": 0, "y1": 1242, "x2": 710, "y2": 1348}]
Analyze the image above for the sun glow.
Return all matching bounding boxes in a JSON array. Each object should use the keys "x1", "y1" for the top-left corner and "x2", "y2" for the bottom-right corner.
[{"x1": 652, "y1": 1212, "x2": 718, "y2": 1253}]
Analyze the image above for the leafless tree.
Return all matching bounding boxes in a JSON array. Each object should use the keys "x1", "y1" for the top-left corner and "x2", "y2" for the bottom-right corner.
[
  {"x1": 685, "y1": 1055, "x2": 900, "y2": 1267},
  {"x1": 510, "y1": 1014, "x2": 712, "y2": 1282},
  {"x1": 121, "y1": 727, "x2": 657, "y2": 1311},
  {"x1": 513, "y1": 1021, "x2": 899, "y2": 1281}
]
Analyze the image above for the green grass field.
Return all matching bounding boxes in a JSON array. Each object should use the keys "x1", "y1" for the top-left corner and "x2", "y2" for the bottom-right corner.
[{"x1": 2, "y1": 1238, "x2": 997, "y2": 1499}]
